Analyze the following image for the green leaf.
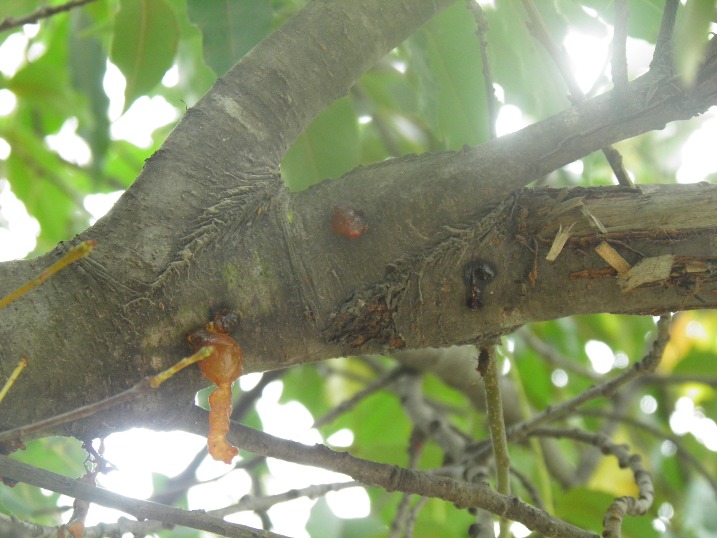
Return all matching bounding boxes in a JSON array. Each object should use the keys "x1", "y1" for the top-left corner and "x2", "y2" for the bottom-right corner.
[
  {"x1": 110, "y1": 0, "x2": 179, "y2": 110},
  {"x1": 0, "y1": 0, "x2": 41, "y2": 20},
  {"x1": 408, "y1": 2, "x2": 489, "y2": 149},
  {"x1": 281, "y1": 96, "x2": 359, "y2": 191},
  {"x1": 186, "y1": 0, "x2": 272, "y2": 76},
  {"x1": 69, "y1": 11, "x2": 111, "y2": 173},
  {"x1": 674, "y1": 0, "x2": 717, "y2": 85}
]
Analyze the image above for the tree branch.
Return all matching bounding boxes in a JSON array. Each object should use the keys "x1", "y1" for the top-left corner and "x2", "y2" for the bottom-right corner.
[{"x1": 0, "y1": 455, "x2": 285, "y2": 538}]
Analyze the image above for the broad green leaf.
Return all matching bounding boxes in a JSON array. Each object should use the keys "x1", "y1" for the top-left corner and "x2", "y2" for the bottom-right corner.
[
  {"x1": 485, "y1": 1, "x2": 566, "y2": 119},
  {"x1": 69, "y1": 11, "x2": 111, "y2": 174},
  {"x1": 408, "y1": 2, "x2": 489, "y2": 149},
  {"x1": 6, "y1": 118, "x2": 90, "y2": 250},
  {"x1": 6, "y1": 16, "x2": 78, "y2": 135},
  {"x1": 281, "y1": 96, "x2": 359, "y2": 191},
  {"x1": 674, "y1": 0, "x2": 717, "y2": 84},
  {"x1": 0, "y1": 0, "x2": 41, "y2": 20},
  {"x1": 186, "y1": 0, "x2": 272, "y2": 76},
  {"x1": 110, "y1": 0, "x2": 179, "y2": 110}
]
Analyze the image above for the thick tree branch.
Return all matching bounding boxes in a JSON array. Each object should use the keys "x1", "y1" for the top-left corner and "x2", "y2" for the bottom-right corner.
[{"x1": 1, "y1": 0, "x2": 717, "y2": 444}]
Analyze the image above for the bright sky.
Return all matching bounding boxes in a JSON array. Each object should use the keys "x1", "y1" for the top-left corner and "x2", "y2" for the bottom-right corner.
[{"x1": 1, "y1": 13, "x2": 717, "y2": 537}]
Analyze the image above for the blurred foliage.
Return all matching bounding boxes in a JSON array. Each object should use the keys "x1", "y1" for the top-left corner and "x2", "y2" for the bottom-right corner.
[{"x1": 1, "y1": 1, "x2": 716, "y2": 537}]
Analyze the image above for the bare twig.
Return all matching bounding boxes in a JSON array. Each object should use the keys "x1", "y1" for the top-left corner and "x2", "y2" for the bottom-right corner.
[
  {"x1": 529, "y1": 428, "x2": 653, "y2": 538},
  {"x1": 470, "y1": 316, "x2": 672, "y2": 458},
  {"x1": 314, "y1": 366, "x2": 406, "y2": 427},
  {"x1": 0, "y1": 0, "x2": 98, "y2": 32},
  {"x1": 210, "y1": 481, "x2": 362, "y2": 517},
  {"x1": 0, "y1": 347, "x2": 213, "y2": 446},
  {"x1": 182, "y1": 407, "x2": 599, "y2": 538},
  {"x1": 0, "y1": 455, "x2": 285, "y2": 538},
  {"x1": 508, "y1": 316, "x2": 670, "y2": 442},
  {"x1": 478, "y1": 345, "x2": 510, "y2": 537},
  {"x1": 466, "y1": 0, "x2": 498, "y2": 139},
  {"x1": 612, "y1": 0, "x2": 630, "y2": 96},
  {"x1": 0, "y1": 357, "x2": 27, "y2": 404},
  {"x1": 578, "y1": 409, "x2": 717, "y2": 498},
  {"x1": 0, "y1": 513, "x2": 167, "y2": 538},
  {"x1": 652, "y1": 0, "x2": 680, "y2": 68},
  {"x1": 0, "y1": 241, "x2": 96, "y2": 309},
  {"x1": 520, "y1": 0, "x2": 634, "y2": 187}
]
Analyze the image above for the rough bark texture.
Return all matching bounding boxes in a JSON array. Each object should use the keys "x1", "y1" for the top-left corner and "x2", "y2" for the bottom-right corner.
[{"x1": 1, "y1": 0, "x2": 717, "y2": 444}]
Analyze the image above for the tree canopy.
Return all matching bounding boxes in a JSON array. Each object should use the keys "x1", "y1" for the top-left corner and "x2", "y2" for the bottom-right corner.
[{"x1": 1, "y1": 1, "x2": 717, "y2": 537}]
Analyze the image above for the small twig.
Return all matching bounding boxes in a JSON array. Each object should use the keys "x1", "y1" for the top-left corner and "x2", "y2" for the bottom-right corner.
[
  {"x1": 0, "y1": 357, "x2": 27, "y2": 404},
  {"x1": 210, "y1": 481, "x2": 362, "y2": 517},
  {"x1": 0, "y1": 240, "x2": 96, "y2": 309},
  {"x1": 0, "y1": 347, "x2": 213, "y2": 445},
  {"x1": 182, "y1": 407, "x2": 599, "y2": 538},
  {"x1": 651, "y1": 0, "x2": 680, "y2": 69},
  {"x1": 520, "y1": 0, "x2": 634, "y2": 187},
  {"x1": 529, "y1": 428, "x2": 653, "y2": 538},
  {"x1": 578, "y1": 409, "x2": 717, "y2": 498},
  {"x1": 0, "y1": 512, "x2": 168, "y2": 538},
  {"x1": 0, "y1": 455, "x2": 284, "y2": 538},
  {"x1": 478, "y1": 345, "x2": 511, "y2": 538},
  {"x1": 470, "y1": 316, "x2": 671, "y2": 458},
  {"x1": 519, "y1": 328, "x2": 600, "y2": 381},
  {"x1": 313, "y1": 366, "x2": 406, "y2": 427},
  {"x1": 466, "y1": 0, "x2": 498, "y2": 139},
  {"x1": 0, "y1": 0, "x2": 98, "y2": 32},
  {"x1": 612, "y1": 0, "x2": 630, "y2": 97}
]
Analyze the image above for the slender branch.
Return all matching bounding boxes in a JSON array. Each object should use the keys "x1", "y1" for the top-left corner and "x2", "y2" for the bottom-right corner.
[
  {"x1": 0, "y1": 512, "x2": 168, "y2": 538},
  {"x1": 0, "y1": 347, "x2": 212, "y2": 447},
  {"x1": 180, "y1": 407, "x2": 599, "y2": 538},
  {"x1": 530, "y1": 428, "x2": 653, "y2": 538},
  {"x1": 0, "y1": 357, "x2": 27, "y2": 404},
  {"x1": 477, "y1": 345, "x2": 510, "y2": 537},
  {"x1": 578, "y1": 409, "x2": 717, "y2": 498},
  {"x1": 507, "y1": 316, "x2": 670, "y2": 440},
  {"x1": 0, "y1": 455, "x2": 285, "y2": 538},
  {"x1": 652, "y1": 0, "x2": 680, "y2": 68},
  {"x1": 211, "y1": 481, "x2": 362, "y2": 517},
  {"x1": 469, "y1": 316, "x2": 672, "y2": 458},
  {"x1": 612, "y1": 0, "x2": 630, "y2": 96},
  {"x1": 520, "y1": 0, "x2": 634, "y2": 187},
  {"x1": 0, "y1": 0, "x2": 98, "y2": 32},
  {"x1": 314, "y1": 366, "x2": 406, "y2": 427},
  {"x1": 466, "y1": 0, "x2": 498, "y2": 139}
]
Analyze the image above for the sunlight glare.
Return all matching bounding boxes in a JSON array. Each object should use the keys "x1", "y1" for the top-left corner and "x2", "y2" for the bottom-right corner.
[
  {"x1": 0, "y1": 89, "x2": 17, "y2": 116},
  {"x1": 111, "y1": 95, "x2": 179, "y2": 148},
  {"x1": 0, "y1": 33, "x2": 28, "y2": 77},
  {"x1": 0, "y1": 180, "x2": 39, "y2": 261},
  {"x1": 84, "y1": 190, "x2": 124, "y2": 224},
  {"x1": 326, "y1": 428, "x2": 354, "y2": 448},
  {"x1": 676, "y1": 112, "x2": 717, "y2": 183},
  {"x1": 585, "y1": 340, "x2": 615, "y2": 374},
  {"x1": 45, "y1": 118, "x2": 92, "y2": 166},
  {"x1": 327, "y1": 487, "x2": 370, "y2": 518},
  {"x1": 551, "y1": 369, "x2": 568, "y2": 388}
]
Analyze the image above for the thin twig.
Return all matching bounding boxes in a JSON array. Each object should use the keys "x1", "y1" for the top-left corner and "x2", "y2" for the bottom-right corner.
[
  {"x1": 0, "y1": 357, "x2": 27, "y2": 404},
  {"x1": 0, "y1": 0, "x2": 98, "y2": 32},
  {"x1": 0, "y1": 512, "x2": 168, "y2": 538},
  {"x1": 520, "y1": 0, "x2": 634, "y2": 187},
  {"x1": 469, "y1": 316, "x2": 672, "y2": 458},
  {"x1": 313, "y1": 366, "x2": 406, "y2": 427},
  {"x1": 651, "y1": 0, "x2": 680, "y2": 69},
  {"x1": 182, "y1": 407, "x2": 599, "y2": 538},
  {"x1": 0, "y1": 455, "x2": 284, "y2": 538},
  {"x1": 478, "y1": 345, "x2": 511, "y2": 538},
  {"x1": 0, "y1": 347, "x2": 213, "y2": 446},
  {"x1": 210, "y1": 481, "x2": 362, "y2": 517},
  {"x1": 530, "y1": 428, "x2": 653, "y2": 538},
  {"x1": 578, "y1": 409, "x2": 717, "y2": 498},
  {"x1": 0, "y1": 241, "x2": 96, "y2": 309},
  {"x1": 612, "y1": 0, "x2": 630, "y2": 97},
  {"x1": 466, "y1": 0, "x2": 498, "y2": 139}
]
